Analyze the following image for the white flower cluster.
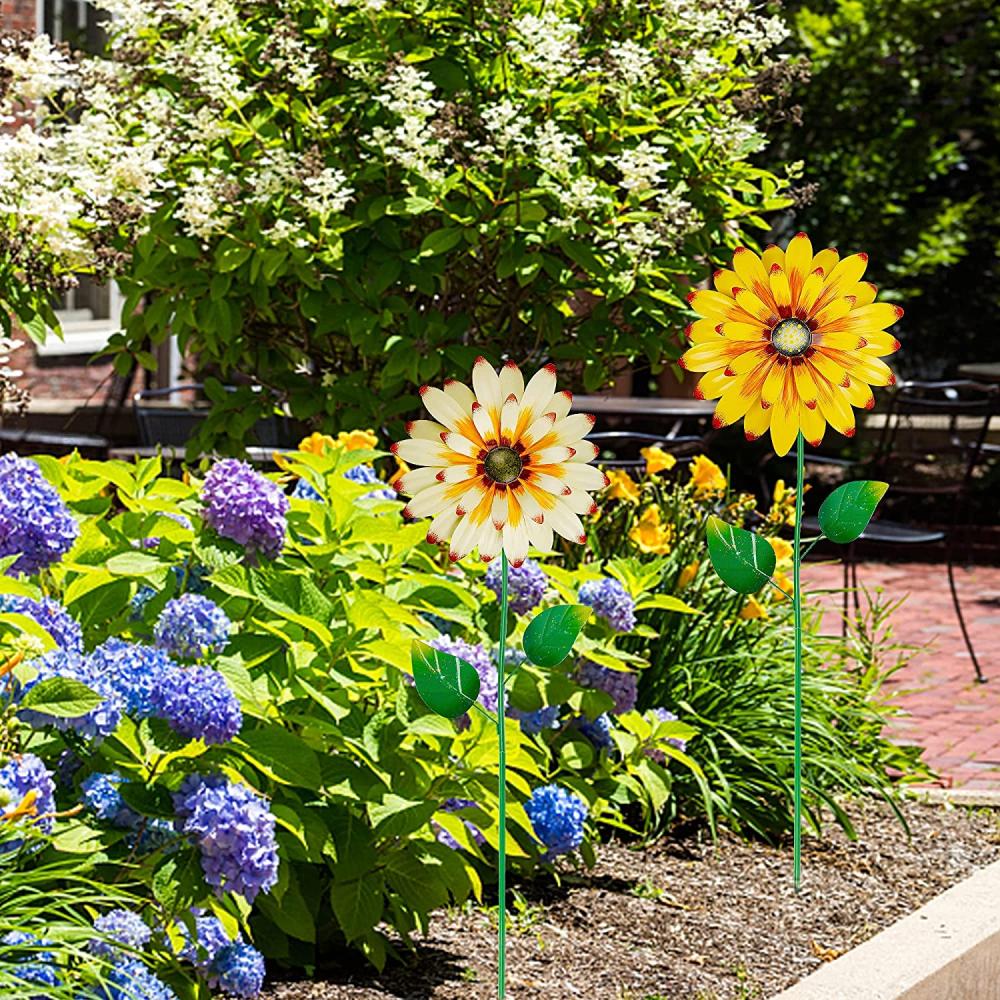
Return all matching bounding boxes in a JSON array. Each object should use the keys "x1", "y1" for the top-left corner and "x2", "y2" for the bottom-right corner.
[
  {"x1": 0, "y1": 33, "x2": 74, "y2": 103},
  {"x1": 481, "y1": 100, "x2": 529, "y2": 150},
  {"x1": 617, "y1": 140, "x2": 670, "y2": 193},
  {"x1": 301, "y1": 167, "x2": 354, "y2": 216},
  {"x1": 607, "y1": 39, "x2": 654, "y2": 88},
  {"x1": 508, "y1": 10, "x2": 580, "y2": 83},
  {"x1": 176, "y1": 167, "x2": 233, "y2": 241},
  {"x1": 370, "y1": 62, "x2": 447, "y2": 186}
]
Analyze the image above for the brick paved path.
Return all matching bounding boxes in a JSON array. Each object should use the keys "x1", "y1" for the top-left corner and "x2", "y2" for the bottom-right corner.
[{"x1": 806, "y1": 560, "x2": 1000, "y2": 789}]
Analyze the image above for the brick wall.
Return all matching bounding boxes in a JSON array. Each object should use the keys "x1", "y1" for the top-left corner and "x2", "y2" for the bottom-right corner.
[{"x1": 2, "y1": 0, "x2": 35, "y2": 32}]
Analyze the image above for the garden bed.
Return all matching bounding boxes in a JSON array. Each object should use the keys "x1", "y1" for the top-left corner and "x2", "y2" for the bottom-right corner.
[{"x1": 259, "y1": 799, "x2": 1000, "y2": 1000}]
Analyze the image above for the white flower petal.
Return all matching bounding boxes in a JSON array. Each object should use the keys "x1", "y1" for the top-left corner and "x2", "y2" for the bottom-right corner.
[
  {"x1": 519, "y1": 363, "x2": 557, "y2": 425},
  {"x1": 560, "y1": 463, "x2": 609, "y2": 492},
  {"x1": 491, "y1": 491, "x2": 508, "y2": 530},
  {"x1": 547, "y1": 497, "x2": 587, "y2": 544},
  {"x1": 472, "y1": 402, "x2": 498, "y2": 445},
  {"x1": 420, "y1": 386, "x2": 468, "y2": 432},
  {"x1": 443, "y1": 378, "x2": 476, "y2": 414},
  {"x1": 524, "y1": 514, "x2": 554, "y2": 554},
  {"x1": 479, "y1": 525, "x2": 503, "y2": 562},
  {"x1": 530, "y1": 446, "x2": 574, "y2": 466},
  {"x1": 502, "y1": 518, "x2": 529, "y2": 568},
  {"x1": 498, "y1": 360, "x2": 525, "y2": 401},
  {"x1": 435, "y1": 464, "x2": 478, "y2": 485},
  {"x1": 472, "y1": 357, "x2": 502, "y2": 420},
  {"x1": 545, "y1": 390, "x2": 573, "y2": 420},
  {"x1": 392, "y1": 438, "x2": 451, "y2": 466},
  {"x1": 405, "y1": 418, "x2": 447, "y2": 442},
  {"x1": 570, "y1": 441, "x2": 599, "y2": 463},
  {"x1": 393, "y1": 467, "x2": 439, "y2": 495},
  {"x1": 448, "y1": 513, "x2": 480, "y2": 563},
  {"x1": 441, "y1": 432, "x2": 479, "y2": 459},
  {"x1": 562, "y1": 488, "x2": 596, "y2": 517},
  {"x1": 404, "y1": 483, "x2": 458, "y2": 519},
  {"x1": 526, "y1": 471, "x2": 571, "y2": 497},
  {"x1": 544, "y1": 412, "x2": 596, "y2": 448},
  {"x1": 499, "y1": 394, "x2": 520, "y2": 443},
  {"x1": 521, "y1": 413, "x2": 556, "y2": 450},
  {"x1": 426, "y1": 508, "x2": 460, "y2": 545}
]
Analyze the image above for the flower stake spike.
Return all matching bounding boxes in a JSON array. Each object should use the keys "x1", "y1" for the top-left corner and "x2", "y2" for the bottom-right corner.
[
  {"x1": 683, "y1": 234, "x2": 900, "y2": 889},
  {"x1": 393, "y1": 359, "x2": 605, "y2": 998}
]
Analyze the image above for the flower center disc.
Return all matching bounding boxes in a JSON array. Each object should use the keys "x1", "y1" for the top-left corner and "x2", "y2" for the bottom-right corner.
[
  {"x1": 770, "y1": 318, "x2": 812, "y2": 358},
  {"x1": 483, "y1": 446, "x2": 522, "y2": 484}
]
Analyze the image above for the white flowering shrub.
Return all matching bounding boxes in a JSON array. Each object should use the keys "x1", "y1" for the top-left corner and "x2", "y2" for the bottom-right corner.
[{"x1": 2, "y1": 0, "x2": 794, "y2": 436}]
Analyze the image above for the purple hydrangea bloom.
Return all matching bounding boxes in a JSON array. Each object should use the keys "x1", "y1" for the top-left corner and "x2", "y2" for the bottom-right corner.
[
  {"x1": 201, "y1": 459, "x2": 288, "y2": 559},
  {"x1": 150, "y1": 666, "x2": 242, "y2": 745},
  {"x1": 644, "y1": 707, "x2": 687, "y2": 764},
  {"x1": 91, "y1": 909, "x2": 152, "y2": 958},
  {"x1": 17, "y1": 650, "x2": 122, "y2": 740},
  {"x1": 575, "y1": 712, "x2": 614, "y2": 749},
  {"x1": 485, "y1": 558, "x2": 547, "y2": 615},
  {"x1": 81, "y1": 772, "x2": 134, "y2": 826},
  {"x1": 509, "y1": 704, "x2": 561, "y2": 736},
  {"x1": 434, "y1": 798, "x2": 486, "y2": 851},
  {"x1": 429, "y1": 636, "x2": 497, "y2": 719},
  {"x1": 576, "y1": 660, "x2": 638, "y2": 715},
  {"x1": 525, "y1": 784, "x2": 588, "y2": 858},
  {"x1": 0, "y1": 454, "x2": 78, "y2": 575},
  {"x1": 1, "y1": 930, "x2": 60, "y2": 989},
  {"x1": 173, "y1": 774, "x2": 279, "y2": 903},
  {"x1": 154, "y1": 594, "x2": 231, "y2": 660},
  {"x1": 99, "y1": 959, "x2": 179, "y2": 1000},
  {"x1": 178, "y1": 910, "x2": 232, "y2": 971},
  {"x1": 88, "y1": 638, "x2": 176, "y2": 719},
  {"x1": 343, "y1": 463, "x2": 396, "y2": 501},
  {"x1": 578, "y1": 578, "x2": 636, "y2": 632},
  {"x1": 0, "y1": 594, "x2": 82, "y2": 653},
  {"x1": 210, "y1": 942, "x2": 266, "y2": 998},
  {"x1": 0, "y1": 753, "x2": 56, "y2": 847}
]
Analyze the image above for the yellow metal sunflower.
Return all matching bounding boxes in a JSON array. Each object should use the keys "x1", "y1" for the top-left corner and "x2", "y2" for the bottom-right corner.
[
  {"x1": 391, "y1": 360, "x2": 608, "y2": 566},
  {"x1": 679, "y1": 233, "x2": 903, "y2": 456}
]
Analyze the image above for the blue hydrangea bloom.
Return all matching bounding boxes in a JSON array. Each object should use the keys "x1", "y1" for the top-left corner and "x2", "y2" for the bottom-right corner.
[
  {"x1": 1, "y1": 930, "x2": 60, "y2": 989},
  {"x1": 173, "y1": 774, "x2": 279, "y2": 903},
  {"x1": 154, "y1": 594, "x2": 231, "y2": 659},
  {"x1": 130, "y1": 585, "x2": 157, "y2": 620},
  {"x1": 509, "y1": 704, "x2": 561, "y2": 736},
  {"x1": 178, "y1": 910, "x2": 232, "y2": 971},
  {"x1": 525, "y1": 784, "x2": 588, "y2": 858},
  {"x1": 150, "y1": 666, "x2": 242, "y2": 745},
  {"x1": 343, "y1": 463, "x2": 396, "y2": 501},
  {"x1": 88, "y1": 638, "x2": 176, "y2": 718},
  {"x1": 644, "y1": 707, "x2": 687, "y2": 764},
  {"x1": 576, "y1": 660, "x2": 638, "y2": 715},
  {"x1": 575, "y1": 712, "x2": 614, "y2": 749},
  {"x1": 0, "y1": 753, "x2": 56, "y2": 849},
  {"x1": 292, "y1": 477, "x2": 321, "y2": 502},
  {"x1": 91, "y1": 909, "x2": 151, "y2": 958},
  {"x1": 485, "y1": 558, "x2": 547, "y2": 615},
  {"x1": 210, "y1": 942, "x2": 266, "y2": 998},
  {"x1": 0, "y1": 594, "x2": 82, "y2": 653},
  {"x1": 429, "y1": 636, "x2": 497, "y2": 718},
  {"x1": 201, "y1": 459, "x2": 288, "y2": 559},
  {"x1": 0, "y1": 454, "x2": 78, "y2": 575},
  {"x1": 434, "y1": 797, "x2": 486, "y2": 851},
  {"x1": 98, "y1": 958, "x2": 179, "y2": 1000},
  {"x1": 17, "y1": 649, "x2": 122, "y2": 740},
  {"x1": 578, "y1": 578, "x2": 636, "y2": 632},
  {"x1": 81, "y1": 772, "x2": 134, "y2": 826}
]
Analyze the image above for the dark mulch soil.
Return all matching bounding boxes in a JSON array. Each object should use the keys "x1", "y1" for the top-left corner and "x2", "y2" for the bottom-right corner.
[{"x1": 259, "y1": 799, "x2": 1000, "y2": 1000}]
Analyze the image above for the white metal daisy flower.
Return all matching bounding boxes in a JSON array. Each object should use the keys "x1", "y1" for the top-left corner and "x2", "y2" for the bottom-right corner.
[{"x1": 391, "y1": 359, "x2": 608, "y2": 566}]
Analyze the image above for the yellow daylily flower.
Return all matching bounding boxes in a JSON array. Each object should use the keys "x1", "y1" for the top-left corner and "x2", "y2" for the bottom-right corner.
[
  {"x1": 739, "y1": 596, "x2": 768, "y2": 620},
  {"x1": 629, "y1": 506, "x2": 675, "y2": 555},
  {"x1": 641, "y1": 445, "x2": 677, "y2": 476},
  {"x1": 338, "y1": 428, "x2": 379, "y2": 451},
  {"x1": 677, "y1": 560, "x2": 700, "y2": 590},
  {"x1": 298, "y1": 432, "x2": 337, "y2": 455},
  {"x1": 689, "y1": 455, "x2": 726, "y2": 495},
  {"x1": 681, "y1": 234, "x2": 902, "y2": 456},
  {"x1": 772, "y1": 570, "x2": 794, "y2": 601},
  {"x1": 769, "y1": 537, "x2": 793, "y2": 564},
  {"x1": 606, "y1": 469, "x2": 641, "y2": 504}
]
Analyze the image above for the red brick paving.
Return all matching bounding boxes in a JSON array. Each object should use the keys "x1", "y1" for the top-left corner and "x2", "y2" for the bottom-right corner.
[{"x1": 806, "y1": 560, "x2": 1000, "y2": 789}]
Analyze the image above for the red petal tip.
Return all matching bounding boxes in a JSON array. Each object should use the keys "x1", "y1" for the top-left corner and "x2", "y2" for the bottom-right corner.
[
  {"x1": 471, "y1": 401, "x2": 481, "y2": 411},
  {"x1": 588, "y1": 503, "x2": 598, "y2": 515},
  {"x1": 567, "y1": 447, "x2": 577, "y2": 457},
  {"x1": 746, "y1": 431, "x2": 758, "y2": 442},
  {"x1": 389, "y1": 442, "x2": 399, "y2": 454},
  {"x1": 542, "y1": 363, "x2": 557, "y2": 374},
  {"x1": 865, "y1": 398, "x2": 876, "y2": 410},
  {"x1": 443, "y1": 378, "x2": 457, "y2": 387},
  {"x1": 686, "y1": 291, "x2": 698, "y2": 304},
  {"x1": 585, "y1": 413, "x2": 596, "y2": 426},
  {"x1": 858, "y1": 252, "x2": 869, "y2": 261},
  {"x1": 504, "y1": 393, "x2": 517, "y2": 404},
  {"x1": 892, "y1": 339, "x2": 901, "y2": 351},
  {"x1": 404, "y1": 421, "x2": 414, "y2": 433},
  {"x1": 426, "y1": 532, "x2": 438, "y2": 544},
  {"x1": 723, "y1": 366, "x2": 736, "y2": 377},
  {"x1": 511, "y1": 558, "x2": 526, "y2": 568},
  {"x1": 401, "y1": 506, "x2": 412, "y2": 518},
  {"x1": 769, "y1": 263, "x2": 782, "y2": 274},
  {"x1": 808, "y1": 438, "x2": 822, "y2": 447},
  {"x1": 840, "y1": 376, "x2": 851, "y2": 388},
  {"x1": 805, "y1": 400, "x2": 817, "y2": 410},
  {"x1": 711, "y1": 415, "x2": 725, "y2": 429},
  {"x1": 812, "y1": 267, "x2": 825, "y2": 277},
  {"x1": 418, "y1": 384, "x2": 429, "y2": 396},
  {"x1": 733, "y1": 245, "x2": 747, "y2": 255},
  {"x1": 795, "y1": 231, "x2": 808, "y2": 240},
  {"x1": 693, "y1": 386, "x2": 705, "y2": 400},
  {"x1": 715, "y1": 323, "x2": 724, "y2": 334},
  {"x1": 473, "y1": 356, "x2": 487, "y2": 365},
  {"x1": 858, "y1": 338, "x2": 868, "y2": 349},
  {"x1": 844, "y1": 427, "x2": 856, "y2": 438},
  {"x1": 602, "y1": 474, "x2": 611, "y2": 487},
  {"x1": 562, "y1": 486, "x2": 572, "y2": 496},
  {"x1": 503, "y1": 359, "x2": 518, "y2": 369},
  {"x1": 888, "y1": 374, "x2": 897, "y2": 386},
  {"x1": 448, "y1": 552, "x2": 460, "y2": 563},
  {"x1": 894, "y1": 306, "x2": 905, "y2": 319},
  {"x1": 435, "y1": 470, "x2": 446, "y2": 481},
  {"x1": 678, "y1": 357, "x2": 688, "y2": 370},
  {"x1": 532, "y1": 514, "x2": 544, "y2": 524},
  {"x1": 576, "y1": 535, "x2": 586, "y2": 545},
  {"x1": 761, "y1": 400, "x2": 771, "y2": 410},
  {"x1": 713, "y1": 269, "x2": 724, "y2": 279},
  {"x1": 440, "y1": 431, "x2": 449, "y2": 442}
]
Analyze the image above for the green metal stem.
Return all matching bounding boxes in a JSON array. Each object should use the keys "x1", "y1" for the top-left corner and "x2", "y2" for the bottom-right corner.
[
  {"x1": 496, "y1": 551, "x2": 509, "y2": 998},
  {"x1": 793, "y1": 432, "x2": 805, "y2": 890}
]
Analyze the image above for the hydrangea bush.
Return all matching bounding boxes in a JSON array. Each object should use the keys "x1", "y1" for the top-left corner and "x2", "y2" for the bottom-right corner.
[
  {"x1": 1, "y1": 0, "x2": 795, "y2": 442},
  {"x1": 0, "y1": 443, "x2": 699, "y2": 989}
]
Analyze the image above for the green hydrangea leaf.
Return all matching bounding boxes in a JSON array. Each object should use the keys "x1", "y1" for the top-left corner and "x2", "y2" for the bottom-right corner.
[
  {"x1": 705, "y1": 515, "x2": 776, "y2": 594},
  {"x1": 523, "y1": 604, "x2": 591, "y2": 667},
  {"x1": 818, "y1": 481, "x2": 889, "y2": 544},
  {"x1": 410, "y1": 640, "x2": 481, "y2": 718}
]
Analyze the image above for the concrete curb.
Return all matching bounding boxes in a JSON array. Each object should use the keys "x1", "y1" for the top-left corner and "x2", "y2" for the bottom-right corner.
[
  {"x1": 771, "y1": 859, "x2": 1000, "y2": 999},
  {"x1": 907, "y1": 787, "x2": 1000, "y2": 808}
]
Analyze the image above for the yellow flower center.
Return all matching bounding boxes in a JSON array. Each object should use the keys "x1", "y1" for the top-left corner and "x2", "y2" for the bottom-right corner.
[
  {"x1": 770, "y1": 318, "x2": 812, "y2": 358},
  {"x1": 483, "y1": 446, "x2": 522, "y2": 484}
]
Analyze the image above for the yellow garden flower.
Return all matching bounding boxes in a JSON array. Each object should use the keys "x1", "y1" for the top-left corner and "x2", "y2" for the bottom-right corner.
[
  {"x1": 391, "y1": 360, "x2": 607, "y2": 566},
  {"x1": 739, "y1": 596, "x2": 768, "y2": 620},
  {"x1": 299, "y1": 432, "x2": 337, "y2": 455},
  {"x1": 606, "y1": 469, "x2": 641, "y2": 503},
  {"x1": 689, "y1": 455, "x2": 726, "y2": 495},
  {"x1": 641, "y1": 445, "x2": 677, "y2": 475},
  {"x1": 677, "y1": 560, "x2": 700, "y2": 590},
  {"x1": 338, "y1": 428, "x2": 379, "y2": 451},
  {"x1": 769, "y1": 478, "x2": 799, "y2": 527},
  {"x1": 769, "y1": 537, "x2": 793, "y2": 564},
  {"x1": 772, "y1": 570, "x2": 794, "y2": 601},
  {"x1": 629, "y1": 506, "x2": 675, "y2": 555},
  {"x1": 680, "y1": 234, "x2": 902, "y2": 456}
]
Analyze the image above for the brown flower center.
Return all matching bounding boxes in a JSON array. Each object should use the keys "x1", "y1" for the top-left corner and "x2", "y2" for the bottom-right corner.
[
  {"x1": 483, "y1": 446, "x2": 522, "y2": 484},
  {"x1": 770, "y1": 318, "x2": 812, "y2": 357}
]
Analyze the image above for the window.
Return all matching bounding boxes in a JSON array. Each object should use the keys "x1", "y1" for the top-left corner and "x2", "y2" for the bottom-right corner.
[{"x1": 36, "y1": 0, "x2": 119, "y2": 357}]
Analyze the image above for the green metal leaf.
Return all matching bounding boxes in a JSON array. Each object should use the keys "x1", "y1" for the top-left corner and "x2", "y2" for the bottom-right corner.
[
  {"x1": 705, "y1": 515, "x2": 776, "y2": 594},
  {"x1": 818, "y1": 480, "x2": 889, "y2": 544},
  {"x1": 410, "y1": 640, "x2": 480, "y2": 718},
  {"x1": 523, "y1": 604, "x2": 591, "y2": 667}
]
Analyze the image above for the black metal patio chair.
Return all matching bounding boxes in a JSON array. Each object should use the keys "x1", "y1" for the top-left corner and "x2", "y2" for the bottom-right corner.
[{"x1": 588, "y1": 431, "x2": 704, "y2": 477}]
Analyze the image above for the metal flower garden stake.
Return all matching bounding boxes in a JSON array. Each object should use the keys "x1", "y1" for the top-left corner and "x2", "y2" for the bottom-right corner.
[
  {"x1": 681, "y1": 233, "x2": 901, "y2": 888},
  {"x1": 392, "y1": 360, "x2": 605, "y2": 998}
]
